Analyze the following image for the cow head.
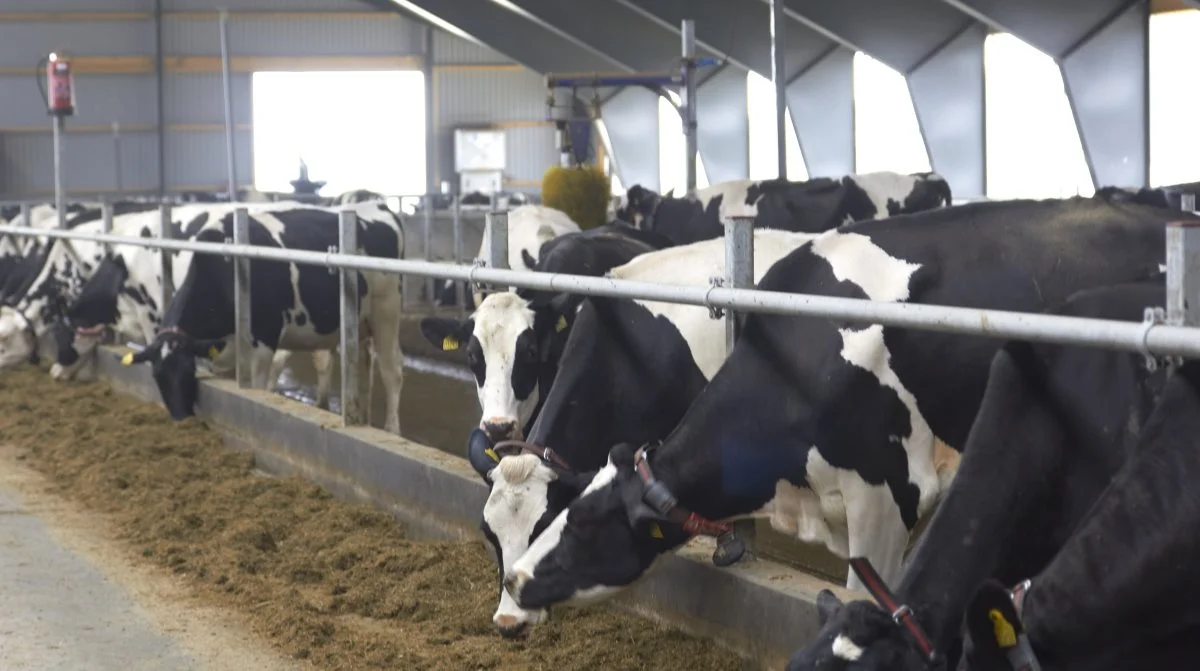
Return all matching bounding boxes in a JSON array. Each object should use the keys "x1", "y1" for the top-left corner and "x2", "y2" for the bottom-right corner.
[
  {"x1": 122, "y1": 330, "x2": 226, "y2": 420},
  {"x1": 784, "y1": 591, "x2": 941, "y2": 670},
  {"x1": 616, "y1": 185, "x2": 665, "y2": 230},
  {"x1": 0, "y1": 306, "x2": 38, "y2": 368},
  {"x1": 899, "y1": 173, "x2": 953, "y2": 214},
  {"x1": 51, "y1": 255, "x2": 129, "y2": 379},
  {"x1": 504, "y1": 443, "x2": 689, "y2": 611},
  {"x1": 463, "y1": 429, "x2": 595, "y2": 638},
  {"x1": 420, "y1": 291, "x2": 577, "y2": 443}
]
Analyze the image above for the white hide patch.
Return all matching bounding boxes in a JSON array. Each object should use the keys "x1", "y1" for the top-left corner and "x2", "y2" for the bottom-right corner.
[
  {"x1": 608, "y1": 230, "x2": 819, "y2": 380},
  {"x1": 483, "y1": 454, "x2": 555, "y2": 625},
  {"x1": 478, "y1": 205, "x2": 580, "y2": 273},
  {"x1": 847, "y1": 171, "x2": 924, "y2": 219},
  {"x1": 832, "y1": 635, "x2": 865, "y2": 661},
  {"x1": 510, "y1": 460, "x2": 619, "y2": 581},
  {"x1": 471, "y1": 292, "x2": 540, "y2": 431},
  {"x1": 692, "y1": 179, "x2": 759, "y2": 221}
]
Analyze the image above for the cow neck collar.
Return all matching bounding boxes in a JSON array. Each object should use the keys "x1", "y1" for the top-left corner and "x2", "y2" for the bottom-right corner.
[
  {"x1": 632, "y1": 444, "x2": 746, "y2": 566},
  {"x1": 491, "y1": 439, "x2": 572, "y2": 471}
]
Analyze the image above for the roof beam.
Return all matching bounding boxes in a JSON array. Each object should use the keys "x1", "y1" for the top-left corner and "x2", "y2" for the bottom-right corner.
[
  {"x1": 613, "y1": 0, "x2": 838, "y2": 80},
  {"x1": 938, "y1": 0, "x2": 1134, "y2": 58},
  {"x1": 383, "y1": 0, "x2": 620, "y2": 74}
]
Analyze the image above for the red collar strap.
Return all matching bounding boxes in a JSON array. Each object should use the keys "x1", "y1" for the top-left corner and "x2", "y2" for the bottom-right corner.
[
  {"x1": 632, "y1": 445, "x2": 746, "y2": 566},
  {"x1": 848, "y1": 557, "x2": 940, "y2": 665},
  {"x1": 491, "y1": 439, "x2": 573, "y2": 471}
]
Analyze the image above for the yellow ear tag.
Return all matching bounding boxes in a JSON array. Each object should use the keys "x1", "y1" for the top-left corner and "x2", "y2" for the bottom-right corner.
[
  {"x1": 208, "y1": 345, "x2": 221, "y2": 359},
  {"x1": 484, "y1": 448, "x2": 500, "y2": 463},
  {"x1": 120, "y1": 352, "x2": 134, "y2": 366},
  {"x1": 988, "y1": 609, "x2": 1017, "y2": 648},
  {"x1": 442, "y1": 336, "x2": 460, "y2": 351},
  {"x1": 555, "y1": 315, "x2": 568, "y2": 333},
  {"x1": 648, "y1": 522, "x2": 664, "y2": 539}
]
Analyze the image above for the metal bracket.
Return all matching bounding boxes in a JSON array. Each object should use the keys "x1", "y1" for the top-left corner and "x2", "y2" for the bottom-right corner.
[
  {"x1": 707, "y1": 277, "x2": 725, "y2": 319},
  {"x1": 1140, "y1": 306, "x2": 1174, "y2": 372},
  {"x1": 470, "y1": 257, "x2": 487, "y2": 292}
]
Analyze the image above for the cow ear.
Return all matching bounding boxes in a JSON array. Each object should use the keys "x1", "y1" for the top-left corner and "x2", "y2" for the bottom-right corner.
[
  {"x1": 192, "y1": 338, "x2": 226, "y2": 359},
  {"x1": 817, "y1": 589, "x2": 844, "y2": 625},
  {"x1": 420, "y1": 317, "x2": 472, "y2": 352},
  {"x1": 521, "y1": 248, "x2": 538, "y2": 270},
  {"x1": 466, "y1": 428, "x2": 500, "y2": 482},
  {"x1": 663, "y1": 188, "x2": 675, "y2": 198}
]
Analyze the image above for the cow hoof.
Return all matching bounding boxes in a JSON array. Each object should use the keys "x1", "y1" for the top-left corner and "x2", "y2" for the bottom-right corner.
[
  {"x1": 712, "y1": 531, "x2": 747, "y2": 567},
  {"x1": 49, "y1": 363, "x2": 68, "y2": 381}
]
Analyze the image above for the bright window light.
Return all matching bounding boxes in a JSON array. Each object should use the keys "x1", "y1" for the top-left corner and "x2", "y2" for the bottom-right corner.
[
  {"x1": 658, "y1": 94, "x2": 709, "y2": 193},
  {"x1": 594, "y1": 119, "x2": 625, "y2": 196},
  {"x1": 251, "y1": 70, "x2": 426, "y2": 196},
  {"x1": 1150, "y1": 10, "x2": 1200, "y2": 186},
  {"x1": 853, "y1": 53, "x2": 931, "y2": 175},
  {"x1": 746, "y1": 71, "x2": 808, "y2": 181},
  {"x1": 984, "y1": 34, "x2": 1093, "y2": 198}
]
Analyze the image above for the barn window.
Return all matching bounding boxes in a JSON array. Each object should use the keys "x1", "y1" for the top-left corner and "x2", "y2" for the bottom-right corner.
[
  {"x1": 658, "y1": 92, "x2": 710, "y2": 195},
  {"x1": 746, "y1": 71, "x2": 808, "y2": 181},
  {"x1": 594, "y1": 119, "x2": 625, "y2": 196},
  {"x1": 1149, "y1": 9, "x2": 1200, "y2": 186},
  {"x1": 852, "y1": 53, "x2": 932, "y2": 175},
  {"x1": 984, "y1": 34, "x2": 1093, "y2": 199},
  {"x1": 251, "y1": 70, "x2": 426, "y2": 196}
]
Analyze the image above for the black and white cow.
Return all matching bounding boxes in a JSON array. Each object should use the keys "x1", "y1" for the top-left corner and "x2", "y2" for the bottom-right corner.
[
  {"x1": 501, "y1": 195, "x2": 1191, "y2": 612},
  {"x1": 121, "y1": 201, "x2": 406, "y2": 431},
  {"x1": 325, "y1": 189, "x2": 386, "y2": 206},
  {"x1": 787, "y1": 278, "x2": 1174, "y2": 670},
  {"x1": 433, "y1": 204, "x2": 582, "y2": 309},
  {"x1": 963, "y1": 361, "x2": 1200, "y2": 671},
  {"x1": 419, "y1": 223, "x2": 677, "y2": 445},
  {"x1": 457, "y1": 229, "x2": 820, "y2": 637},
  {"x1": 49, "y1": 202, "x2": 333, "y2": 395},
  {"x1": 0, "y1": 202, "x2": 162, "y2": 368},
  {"x1": 615, "y1": 172, "x2": 953, "y2": 246}
]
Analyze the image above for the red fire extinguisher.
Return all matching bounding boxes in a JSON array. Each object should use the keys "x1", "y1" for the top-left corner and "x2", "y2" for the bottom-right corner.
[{"x1": 45, "y1": 52, "x2": 75, "y2": 117}]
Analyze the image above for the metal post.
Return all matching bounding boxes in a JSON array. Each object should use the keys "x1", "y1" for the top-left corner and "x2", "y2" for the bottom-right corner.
[
  {"x1": 485, "y1": 209, "x2": 509, "y2": 294},
  {"x1": 232, "y1": 207, "x2": 252, "y2": 388},
  {"x1": 681, "y1": 19, "x2": 698, "y2": 198},
  {"x1": 218, "y1": 8, "x2": 237, "y2": 201},
  {"x1": 725, "y1": 214, "x2": 756, "y2": 554},
  {"x1": 1182, "y1": 193, "x2": 1196, "y2": 213},
  {"x1": 52, "y1": 116, "x2": 67, "y2": 229},
  {"x1": 100, "y1": 199, "x2": 114, "y2": 257},
  {"x1": 112, "y1": 122, "x2": 124, "y2": 197},
  {"x1": 453, "y1": 195, "x2": 465, "y2": 318},
  {"x1": 338, "y1": 209, "x2": 365, "y2": 427},
  {"x1": 770, "y1": 0, "x2": 787, "y2": 178},
  {"x1": 1166, "y1": 221, "x2": 1200, "y2": 327},
  {"x1": 158, "y1": 201, "x2": 174, "y2": 307},
  {"x1": 423, "y1": 193, "x2": 435, "y2": 305}
]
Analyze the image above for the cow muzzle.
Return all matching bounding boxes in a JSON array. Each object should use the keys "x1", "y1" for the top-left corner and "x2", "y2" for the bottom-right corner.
[
  {"x1": 482, "y1": 418, "x2": 519, "y2": 443},
  {"x1": 493, "y1": 614, "x2": 532, "y2": 639}
]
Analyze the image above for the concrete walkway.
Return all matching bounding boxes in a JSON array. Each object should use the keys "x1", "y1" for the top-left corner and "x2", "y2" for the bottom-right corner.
[{"x1": 0, "y1": 447, "x2": 298, "y2": 671}]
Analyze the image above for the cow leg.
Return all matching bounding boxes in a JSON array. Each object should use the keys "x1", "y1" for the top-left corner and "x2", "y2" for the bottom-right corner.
[
  {"x1": 250, "y1": 345, "x2": 277, "y2": 389},
  {"x1": 843, "y1": 475, "x2": 912, "y2": 591},
  {"x1": 367, "y1": 305, "x2": 404, "y2": 435},
  {"x1": 311, "y1": 349, "x2": 333, "y2": 410},
  {"x1": 266, "y1": 349, "x2": 291, "y2": 392}
]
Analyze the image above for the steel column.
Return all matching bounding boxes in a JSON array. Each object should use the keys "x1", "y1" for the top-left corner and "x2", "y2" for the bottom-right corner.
[
  {"x1": 233, "y1": 207, "x2": 252, "y2": 388},
  {"x1": 725, "y1": 214, "x2": 756, "y2": 556},
  {"x1": 158, "y1": 202, "x2": 174, "y2": 308},
  {"x1": 484, "y1": 209, "x2": 509, "y2": 294},
  {"x1": 681, "y1": 19, "x2": 698, "y2": 197},
  {"x1": 52, "y1": 116, "x2": 66, "y2": 229},
  {"x1": 339, "y1": 209, "x2": 365, "y2": 427},
  {"x1": 423, "y1": 194, "x2": 435, "y2": 305},
  {"x1": 453, "y1": 196, "x2": 465, "y2": 318},
  {"x1": 111, "y1": 122, "x2": 123, "y2": 197},
  {"x1": 770, "y1": 0, "x2": 787, "y2": 178},
  {"x1": 1166, "y1": 221, "x2": 1200, "y2": 327},
  {"x1": 218, "y1": 8, "x2": 238, "y2": 201},
  {"x1": 422, "y1": 25, "x2": 436, "y2": 193},
  {"x1": 100, "y1": 200, "x2": 113, "y2": 257},
  {"x1": 154, "y1": 0, "x2": 165, "y2": 197}
]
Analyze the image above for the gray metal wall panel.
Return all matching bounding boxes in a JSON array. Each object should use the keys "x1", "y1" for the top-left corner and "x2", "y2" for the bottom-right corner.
[
  {"x1": 0, "y1": 75, "x2": 159, "y2": 128},
  {"x1": 167, "y1": 0, "x2": 378, "y2": 10},
  {"x1": 504, "y1": 125, "x2": 556, "y2": 186},
  {"x1": 695, "y1": 66, "x2": 750, "y2": 184},
  {"x1": 163, "y1": 73, "x2": 253, "y2": 126},
  {"x1": 0, "y1": 132, "x2": 160, "y2": 195},
  {"x1": 0, "y1": 21, "x2": 154, "y2": 63},
  {"x1": 163, "y1": 15, "x2": 422, "y2": 56},
  {"x1": 908, "y1": 24, "x2": 987, "y2": 197},
  {"x1": 601, "y1": 88, "x2": 661, "y2": 190},
  {"x1": 1061, "y1": 1, "x2": 1149, "y2": 188},
  {"x1": 432, "y1": 32, "x2": 511, "y2": 65},
  {"x1": 785, "y1": 49, "x2": 855, "y2": 178},
  {"x1": 164, "y1": 130, "x2": 253, "y2": 189},
  {"x1": 436, "y1": 70, "x2": 548, "y2": 124}
]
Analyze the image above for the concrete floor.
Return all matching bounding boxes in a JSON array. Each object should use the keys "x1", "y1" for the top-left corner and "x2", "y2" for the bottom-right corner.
[{"x1": 0, "y1": 447, "x2": 296, "y2": 671}]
